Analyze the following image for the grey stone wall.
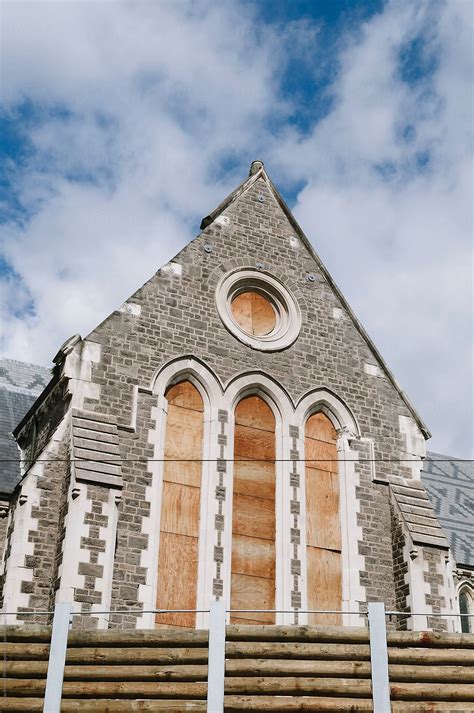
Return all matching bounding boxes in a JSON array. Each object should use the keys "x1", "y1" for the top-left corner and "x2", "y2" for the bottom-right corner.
[
  {"x1": 24, "y1": 432, "x2": 70, "y2": 622},
  {"x1": 390, "y1": 504, "x2": 410, "y2": 629},
  {"x1": 80, "y1": 176, "x2": 422, "y2": 622}
]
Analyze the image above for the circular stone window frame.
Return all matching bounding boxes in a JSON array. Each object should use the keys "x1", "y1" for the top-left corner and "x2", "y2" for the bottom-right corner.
[{"x1": 216, "y1": 268, "x2": 301, "y2": 351}]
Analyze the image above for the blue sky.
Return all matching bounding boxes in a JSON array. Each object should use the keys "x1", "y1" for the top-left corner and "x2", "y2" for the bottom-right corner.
[{"x1": 0, "y1": 0, "x2": 472, "y2": 457}]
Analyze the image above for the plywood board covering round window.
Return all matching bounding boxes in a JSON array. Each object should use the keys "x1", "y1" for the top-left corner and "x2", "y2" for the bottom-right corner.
[
  {"x1": 215, "y1": 269, "x2": 302, "y2": 351},
  {"x1": 231, "y1": 291, "x2": 276, "y2": 336}
]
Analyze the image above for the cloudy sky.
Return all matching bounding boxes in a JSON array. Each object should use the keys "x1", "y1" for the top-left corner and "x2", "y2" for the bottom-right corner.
[{"x1": 1, "y1": 0, "x2": 472, "y2": 457}]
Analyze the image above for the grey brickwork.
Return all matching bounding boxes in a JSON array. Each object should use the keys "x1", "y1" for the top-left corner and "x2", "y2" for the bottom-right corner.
[
  {"x1": 424, "y1": 546, "x2": 448, "y2": 632},
  {"x1": 390, "y1": 503, "x2": 410, "y2": 630},
  {"x1": 0, "y1": 164, "x2": 452, "y2": 628}
]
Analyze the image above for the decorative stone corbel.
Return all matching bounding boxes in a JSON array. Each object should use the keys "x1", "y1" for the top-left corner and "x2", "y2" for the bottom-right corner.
[{"x1": 336, "y1": 425, "x2": 358, "y2": 450}]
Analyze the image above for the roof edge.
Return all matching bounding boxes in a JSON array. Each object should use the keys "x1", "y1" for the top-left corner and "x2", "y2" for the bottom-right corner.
[{"x1": 200, "y1": 162, "x2": 431, "y2": 440}]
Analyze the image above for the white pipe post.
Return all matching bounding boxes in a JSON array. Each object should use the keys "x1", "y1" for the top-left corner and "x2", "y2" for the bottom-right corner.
[
  {"x1": 43, "y1": 602, "x2": 72, "y2": 712},
  {"x1": 207, "y1": 600, "x2": 226, "y2": 713},
  {"x1": 368, "y1": 602, "x2": 391, "y2": 712}
]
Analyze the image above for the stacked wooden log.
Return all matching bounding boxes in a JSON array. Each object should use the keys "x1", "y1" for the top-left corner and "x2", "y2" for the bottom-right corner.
[
  {"x1": 224, "y1": 624, "x2": 474, "y2": 711},
  {"x1": 0, "y1": 623, "x2": 473, "y2": 711},
  {"x1": 0, "y1": 627, "x2": 208, "y2": 711}
]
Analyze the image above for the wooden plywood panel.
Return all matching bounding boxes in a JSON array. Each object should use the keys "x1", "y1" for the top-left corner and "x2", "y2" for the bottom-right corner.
[
  {"x1": 162, "y1": 406, "x2": 203, "y2": 487},
  {"x1": 165, "y1": 381, "x2": 203, "y2": 411},
  {"x1": 306, "y1": 412, "x2": 337, "y2": 443},
  {"x1": 231, "y1": 292, "x2": 252, "y2": 334},
  {"x1": 251, "y1": 292, "x2": 276, "y2": 336},
  {"x1": 164, "y1": 407, "x2": 203, "y2": 458},
  {"x1": 233, "y1": 460, "x2": 275, "y2": 500},
  {"x1": 230, "y1": 573, "x2": 275, "y2": 624},
  {"x1": 232, "y1": 534, "x2": 275, "y2": 579},
  {"x1": 305, "y1": 438, "x2": 338, "y2": 473},
  {"x1": 233, "y1": 493, "x2": 275, "y2": 541},
  {"x1": 231, "y1": 395, "x2": 275, "y2": 625},
  {"x1": 235, "y1": 396, "x2": 275, "y2": 432},
  {"x1": 157, "y1": 380, "x2": 203, "y2": 629},
  {"x1": 162, "y1": 458, "x2": 202, "y2": 488},
  {"x1": 160, "y1": 482, "x2": 200, "y2": 538},
  {"x1": 306, "y1": 469, "x2": 341, "y2": 551},
  {"x1": 234, "y1": 425, "x2": 275, "y2": 461},
  {"x1": 307, "y1": 546, "x2": 342, "y2": 626},
  {"x1": 231, "y1": 292, "x2": 276, "y2": 337},
  {"x1": 156, "y1": 532, "x2": 198, "y2": 628}
]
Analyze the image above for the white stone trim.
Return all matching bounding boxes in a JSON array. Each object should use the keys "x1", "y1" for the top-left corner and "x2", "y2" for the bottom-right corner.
[
  {"x1": 137, "y1": 396, "x2": 167, "y2": 629},
  {"x1": 1, "y1": 472, "x2": 38, "y2": 623},
  {"x1": 455, "y1": 578, "x2": 474, "y2": 633},
  {"x1": 139, "y1": 358, "x2": 224, "y2": 629},
  {"x1": 436, "y1": 553, "x2": 458, "y2": 632},
  {"x1": 2, "y1": 415, "x2": 69, "y2": 623},
  {"x1": 55, "y1": 481, "x2": 90, "y2": 609},
  {"x1": 403, "y1": 541, "x2": 431, "y2": 631},
  {"x1": 337, "y1": 433, "x2": 366, "y2": 625},
  {"x1": 63, "y1": 340, "x2": 101, "y2": 410},
  {"x1": 295, "y1": 389, "x2": 360, "y2": 437},
  {"x1": 398, "y1": 415, "x2": 426, "y2": 479},
  {"x1": 295, "y1": 390, "x2": 364, "y2": 626},
  {"x1": 150, "y1": 356, "x2": 223, "y2": 403},
  {"x1": 90, "y1": 489, "x2": 121, "y2": 629}
]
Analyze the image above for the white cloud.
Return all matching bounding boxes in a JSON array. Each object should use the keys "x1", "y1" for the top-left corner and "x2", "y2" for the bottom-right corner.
[
  {"x1": 0, "y1": 0, "x2": 472, "y2": 456},
  {"x1": 272, "y1": 1, "x2": 473, "y2": 456}
]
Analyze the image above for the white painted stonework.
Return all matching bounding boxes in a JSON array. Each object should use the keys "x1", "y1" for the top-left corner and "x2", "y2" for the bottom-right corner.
[
  {"x1": 399, "y1": 414, "x2": 426, "y2": 479},
  {"x1": 2, "y1": 415, "x2": 69, "y2": 623}
]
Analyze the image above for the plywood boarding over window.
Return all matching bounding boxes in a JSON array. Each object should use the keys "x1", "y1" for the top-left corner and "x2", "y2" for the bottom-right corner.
[
  {"x1": 231, "y1": 396, "x2": 276, "y2": 624},
  {"x1": 305, "y1": 412, "x2": 342, "y2": 626},
  {"x1": 156, "y1": 381, "x2": 203, "y2": 628},
  {"x1": 231, "y1": 292, "x2": 276, "y2": 336}
]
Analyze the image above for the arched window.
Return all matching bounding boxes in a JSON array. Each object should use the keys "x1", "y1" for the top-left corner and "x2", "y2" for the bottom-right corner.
[
  {"x1": 231, "y1": 395, "x2": 276, "y2": 624},
  {"x1": 156, "y1": 380, "x2": 204, "y2": 628},
  {"x1": 305, "y1": 412, "x2": 342, "y2": 625},
  {"x1": 459, "y1": 587, "x2": 473, "y2": 633}
]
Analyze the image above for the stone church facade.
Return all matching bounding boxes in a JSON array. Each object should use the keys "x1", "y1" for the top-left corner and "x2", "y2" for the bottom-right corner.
[{"x1": 0, "y1": 161, "x2": 459, "y2": 631}]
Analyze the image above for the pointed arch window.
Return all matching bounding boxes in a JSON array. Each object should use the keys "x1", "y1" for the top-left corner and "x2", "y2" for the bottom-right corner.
[
  {"x1": 305, "y1": 412, "x2": 342, "y2": 625},
  {"x1": 459, "y1": 587, "x2": 473, "y2": 633},
  {"x1": 156, "y1": 380, "x2": 204, "y2": 628},
  {"x1": 231, "y1": 395, "x2": 276, "y2": 624}
]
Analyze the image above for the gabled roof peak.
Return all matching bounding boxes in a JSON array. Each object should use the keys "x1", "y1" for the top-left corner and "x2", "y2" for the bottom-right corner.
[
  {"x1": 199, "y1": 162, "x2": 431, "y2": 440},
  {"x1": 249, "y1": 159, "x2": 264, "y2": 176}
]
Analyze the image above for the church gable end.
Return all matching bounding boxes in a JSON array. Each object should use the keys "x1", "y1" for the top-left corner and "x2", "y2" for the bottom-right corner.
[{"x1": 1, "y1": 161, "x2": 450, "y2": 632}]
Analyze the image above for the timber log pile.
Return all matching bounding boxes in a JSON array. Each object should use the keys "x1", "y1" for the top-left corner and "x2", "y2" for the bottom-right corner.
[{"x1": 0, "y1": 624, "x2": 473, "y2": 711}]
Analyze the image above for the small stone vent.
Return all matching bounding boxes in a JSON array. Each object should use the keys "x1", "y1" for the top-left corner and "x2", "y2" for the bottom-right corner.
[
  {"x1": 71, "y1": 409, "x2": 123, "y2": 488},
  {"x1": 389, "y1": 475, "x2": 448, "y2": 549}
]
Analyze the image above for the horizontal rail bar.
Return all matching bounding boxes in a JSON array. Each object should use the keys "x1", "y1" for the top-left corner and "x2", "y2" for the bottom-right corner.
[{"x1": 2, "y1": 608, "x2": 469, "y2": 617}]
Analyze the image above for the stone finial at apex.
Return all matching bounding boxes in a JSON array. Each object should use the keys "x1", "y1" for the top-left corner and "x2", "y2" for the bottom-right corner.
[{"x1": 249, "y1": 160, "x2": 264, "y2": 176}]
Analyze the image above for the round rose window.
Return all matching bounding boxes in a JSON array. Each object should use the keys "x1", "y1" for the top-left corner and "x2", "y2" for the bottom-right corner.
[
  {"x1": 231, "y1": 291, "x2": 277, "y2": 336},
  {"x1": 216, "y1": 269, "x2": 301, "y2": 351}
]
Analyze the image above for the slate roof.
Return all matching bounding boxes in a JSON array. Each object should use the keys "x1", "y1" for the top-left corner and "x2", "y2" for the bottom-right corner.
[
  {"x1": 0, "y1": 358, "x2": 52, "y2": 496},
  {"x1": 422, "y1": 452, "x2": 474, "y2": 569}
]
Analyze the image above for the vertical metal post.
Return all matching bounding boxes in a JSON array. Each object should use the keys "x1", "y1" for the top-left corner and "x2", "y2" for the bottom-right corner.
[
  {"x1": 207, "y1": 600, "x2": 226, "y2": 713},
  {"x1": 43, "y1": 602, "x2": 72, "y2": 713},
  {"x1": 368, "y1": 602, "x2": 391, "y2": 712}
]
